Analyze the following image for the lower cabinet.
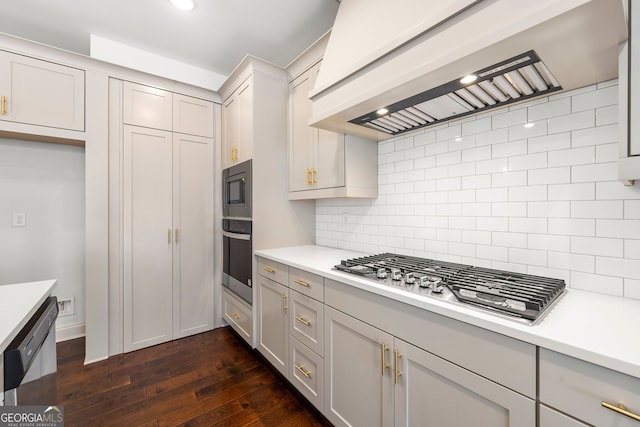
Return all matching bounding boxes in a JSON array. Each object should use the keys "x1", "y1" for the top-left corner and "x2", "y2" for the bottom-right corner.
[
  {"x1": 289, "y1": 335, "x2": 324, "y2": 410},
  {"x1": 324, "y1": 306, "x2": 535, "y2": 427},
  {"x1": 256, "y1": 274, "x2": 289, "y2": 377},
  {"x1": 222, "y1": 287, "x2": 252, "y2": 344},
  {"x1": 539, "y1": 405, "x2": 589, "y2": 427}
]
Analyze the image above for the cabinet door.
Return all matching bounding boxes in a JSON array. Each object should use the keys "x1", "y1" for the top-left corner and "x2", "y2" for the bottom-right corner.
[
  {"x1": 0, "y1": 51, "x2": 85, "y2": 131},
  {"x1": 222, "y1": 93, "x2": 238, "y2": 168},
  {"x1": 236, "y1": 78, "x2": 253, "y2": 164},
  {"x1": 324, "y1": 306, "x2": 394, "y2": 427},
  {"x1": 173, "y1": 94, "x2": 213, "y2": 138},
  {"x1": 288, "y1": 68, "x2": 315, "y2": 192},
  {"x1": 290, "y1": 336, "x2": 324, "y2": 411},
  {"x1": 172, "y1": 133, "x2": 213, "y2": 339},
  {"x1": 289, "y1": 289, "x2": 323, "y2": 355},
  {"x1": 315, "y1": 129, "x2": 345, "y2": 189},
  {"x1": 123, "y1": 125, "x2": 173, "y2": 352},
  {"x1": 393, "y1": 338, "x2": 535, "y2": 427},
  {"x1": 123, "y1": 81, "x2": 172, "y2": 131},
  {"x1": 540, "y1": 405, "x2": 589, "y2": 427},
  {"x1": 257, "y1": 275, "x2": 289, "y2": 377}
]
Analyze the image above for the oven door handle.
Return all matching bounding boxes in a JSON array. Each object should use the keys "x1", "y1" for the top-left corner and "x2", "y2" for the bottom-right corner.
[{"x1": 222, "y1": 231, "x2": 251, "y2": 241}]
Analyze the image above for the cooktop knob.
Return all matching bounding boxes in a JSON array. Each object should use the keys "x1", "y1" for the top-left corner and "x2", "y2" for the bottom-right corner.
[
  {"x1": 405, "y1": 272, "x2": 415, "y2": 284},
  {"x1": 390, "y1": 268, "x2": 402, "y2": 281},
  {"x1": 376, "y1": 268, "x2": 388, "y2": 279},
  {"x1": 418, "y1": 276, "x2": 430, "y2": 288},
  {"x1": 431, "y1": 279, "x2": 444, "y2": 293}
]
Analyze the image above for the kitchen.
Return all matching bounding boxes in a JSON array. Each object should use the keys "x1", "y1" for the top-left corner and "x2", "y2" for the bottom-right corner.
[{"x1": 1, "y1": 0, "x2": 639, "y2": 425}]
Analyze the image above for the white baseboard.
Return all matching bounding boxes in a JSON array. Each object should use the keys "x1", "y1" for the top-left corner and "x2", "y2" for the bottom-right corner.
[{"x1": 56, "y1": 323, "x2": 85, "y2": 342}]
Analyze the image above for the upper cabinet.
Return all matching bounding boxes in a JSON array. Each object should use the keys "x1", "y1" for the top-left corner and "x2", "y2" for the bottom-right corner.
[
  {"x1": 286, "y1": 37, "x2": 378, "y2": 200},
  {"x1": 221, "y1": 75, "x2": 252, "y2": 168},
  {"x1": 122, "y1": 81, "x2": 214, "y2": 138},
  {"x1": 0, "y1": 50, "x2": 85, "y2": 131}
]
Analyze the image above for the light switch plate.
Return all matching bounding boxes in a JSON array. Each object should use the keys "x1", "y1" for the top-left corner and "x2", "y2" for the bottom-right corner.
[{"x1": 12, "y1": 212, "x2": 26, "y2": 227}]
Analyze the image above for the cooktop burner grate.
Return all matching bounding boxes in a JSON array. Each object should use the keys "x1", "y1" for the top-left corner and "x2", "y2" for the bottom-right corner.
[{"x1": 335, "y1": 253, "x2": 565, "y2": 323}]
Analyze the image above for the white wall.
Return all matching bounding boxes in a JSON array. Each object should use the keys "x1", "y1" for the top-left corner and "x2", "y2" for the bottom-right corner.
[
  {"x1": 0, "y1": 138, "x2": 86, "y2": 334},
  {"x1": 317, "y1": 80, "x2": 640, "y2": 300}
]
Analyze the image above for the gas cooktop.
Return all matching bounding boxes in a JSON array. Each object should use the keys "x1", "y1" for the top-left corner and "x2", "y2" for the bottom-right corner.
[{"x1": 334, "y1": 253, "x2": 565, "y2": 325}]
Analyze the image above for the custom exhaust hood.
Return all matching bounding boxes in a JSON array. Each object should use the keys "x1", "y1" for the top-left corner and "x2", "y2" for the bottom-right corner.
[{"x1": 308, "y1": 0, "x2": 628, "y2": 140}]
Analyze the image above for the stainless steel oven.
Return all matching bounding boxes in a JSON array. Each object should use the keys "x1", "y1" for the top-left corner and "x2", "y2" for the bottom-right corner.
[
  {"x1": 223, "y1": 159, "x2": 252, "y2": 218},
  {"x1": 222, "y1": 219, "x2": 252, "y2": 304}
]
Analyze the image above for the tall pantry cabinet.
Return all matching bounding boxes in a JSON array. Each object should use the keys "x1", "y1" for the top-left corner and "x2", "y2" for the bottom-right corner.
[{"x1": 109, "y1": 80, "x2": 215, "y2": 353}]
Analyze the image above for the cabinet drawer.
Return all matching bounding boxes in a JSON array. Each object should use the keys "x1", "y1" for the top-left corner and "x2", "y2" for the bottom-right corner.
[
  {"x1": 257, "y1": 257, "x2": 289, "y2": 285},
  {"x1": 222, "y1": 288, "x2": 252, "y2": 344},
  {"x1": 289, "y1": 290, "x2": 324, "y2": 355},
  {"x1": 289, "y1": 267, "x2": 323, "y2": 301},
  {"x1": 540, "y1": 348, "x2": 640, "y2": 427},
  {"x1": 289, "y1": 336, "x2": 324, "y2": 412}
]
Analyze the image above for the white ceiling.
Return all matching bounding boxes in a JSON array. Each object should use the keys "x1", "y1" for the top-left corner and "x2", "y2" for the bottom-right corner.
[{"x1": 0, "y1": 0, "x2": 339, "y2": 79}]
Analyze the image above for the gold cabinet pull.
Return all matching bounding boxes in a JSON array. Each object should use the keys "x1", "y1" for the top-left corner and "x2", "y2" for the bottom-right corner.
[
  {"x1": 230, "y1": 312, "x2": 240, "y2": 320},
  {"x1": 281, "y1": 293, "x2": 287, "y2": 312},
  {"x1": 295, "y1": 315, "x2": 311, "y2": 326},
  {"x1": 175, "y1": 228, "x2": 179, "y2": 244},
  {"x1": 306, "y1": 168, "x2": 312, "y2": 185},
  {"x1": 394, "y1": 349, "x2": 402, "y2": 384},
  {"x1": 295, "y1": 364, "x2": 311, "y2": 378},
  {"x1": 1, "y1": 95, "x2": 5, "y2": 116},
  {"x1": 380, "y1": 342, "x2": 390, "y2": 376},
  {"x1": 231, "y1": 146, "x2": 238, "y2": 162},
  {"x1": 294, "y1": 279, "x2": 310, "y2": 288},
  {"x1": 168, "y1": 229, "x2": 171, "y2": 244},
  {"x1": 311, "y1": 168, "x2": 317, "y2": 184},
  {"x1": 602, "y1": 401, "x2": 640, "y2": 421},
  {"x1": 263, "y1": 266, "x2": 275, "y2": 273}
]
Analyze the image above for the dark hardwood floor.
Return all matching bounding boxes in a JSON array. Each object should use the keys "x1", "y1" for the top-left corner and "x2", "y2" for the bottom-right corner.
[{"x1": 53, "y1": 327, "x2": 329, "y2": 426}]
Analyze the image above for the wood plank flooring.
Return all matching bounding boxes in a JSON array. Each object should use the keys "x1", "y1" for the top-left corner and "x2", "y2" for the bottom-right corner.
[{"x1": 53, "y1": 327, "x2": 330, "y2": 426}]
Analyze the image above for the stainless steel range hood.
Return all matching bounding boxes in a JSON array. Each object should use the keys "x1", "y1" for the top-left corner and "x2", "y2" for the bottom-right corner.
[{"x1": 309, "y1": 0, "x2": 628, "y2": 140}]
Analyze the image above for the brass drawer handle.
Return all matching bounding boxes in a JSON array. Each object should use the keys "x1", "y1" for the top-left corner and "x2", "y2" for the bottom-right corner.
[
  {"x1": 1, "y1": 95, "x2": 6, "y2": 116},
  {"x1": 602, "y1": 401, "x2": 640, "y2": 421},
  {"x1": 394, "y1": 349, "x2": 402, "y2": 384},
  {"x1": 294, "y1": 279, "x2": 310, "y2": 287},
  {"x1": 295, "y1": 315, "x2": 311, "y2": 326},
  {"x1": 380, "y1": 342, "x2": 389, "y2": 376},
  {"x1": 295, "y1": 364, "x2": 311, "y2": 378},
  {"x1": 230, "y1": 312, "x2": 240, "y2": 320},
  {"x1": 281, "y1": 293, "x2": 287, "y2": 312},
  {"x1": 263, "y1": 266, "x2": 276, "y2": 273}
]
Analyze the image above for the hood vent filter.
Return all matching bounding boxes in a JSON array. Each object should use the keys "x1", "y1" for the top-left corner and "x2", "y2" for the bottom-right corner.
[{"x1": 351, "y1": 51, "x2": 561, "y2": 136}]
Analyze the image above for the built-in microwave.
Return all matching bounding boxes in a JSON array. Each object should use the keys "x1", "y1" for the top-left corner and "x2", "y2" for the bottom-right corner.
[{"x1": 222, "y1": 159, "x2": 252, "y2": 218}]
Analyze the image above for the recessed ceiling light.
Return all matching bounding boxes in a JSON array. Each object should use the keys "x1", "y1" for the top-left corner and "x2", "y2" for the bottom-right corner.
[
  {"x1": 460, "y1": 74, "x2": 477, "y2": 84},
  {"x1": 170, "y1": 0, "x2": 195, "y2": 11},
  {"x1": 376, "y1": 108, "x2": 389, "y2": 115}
]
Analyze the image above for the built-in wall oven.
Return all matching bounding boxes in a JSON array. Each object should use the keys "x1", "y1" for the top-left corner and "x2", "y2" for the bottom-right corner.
[{"x1": 222, "y1": 159, "x2": 253, "y2": 305}]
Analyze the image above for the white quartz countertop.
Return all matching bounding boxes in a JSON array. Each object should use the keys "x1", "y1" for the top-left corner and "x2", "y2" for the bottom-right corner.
[
  {"x1": 255, "y1": 245, "x2": 640, "y2": 379},
  {"x1": 0, "y1": 280, "x2": 57, "y2": 353}
]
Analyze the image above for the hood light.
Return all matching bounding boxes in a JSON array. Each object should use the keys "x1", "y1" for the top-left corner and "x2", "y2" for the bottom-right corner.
[
  {"x1": 377, "y1": 108, "x2": 389, "y2": 115},
  {"x1": 460, "y1": 75, "x2": 477, "y2": 84},
  {"x1": 170, "y1": 0, "x2": 195, "y2": 11}
]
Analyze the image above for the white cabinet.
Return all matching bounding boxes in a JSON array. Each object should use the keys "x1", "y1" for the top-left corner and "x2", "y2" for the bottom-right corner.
[
  {"x1": 222, "y1": 287, "x2": 253, "y2": 343},
  {"x1": 539, "y1": 405, "x2": 589, "y2": 427},
  {"x1": 0, "y1": 50, "x2": 84, "y2": 131},
  {"x1": 324, "y1": 306, "x2": 534, "y2": 427},
  {"x1": 123, "y1": 125, "x2": 173, "y2": 350},
  {"x1": 256, "y1": 274, "x2": 289, "y2": 377},
  {"x1": 115, "y1": 80, "x2": 214, "y2": 353},
  {"x1": 222, "y1": 76, "x2": 252, "y2": 168},
  {"x1": 539, "y1": 348, "x2": 640, "y2": 427},
  {"x1": 287, "y1": 62, "x2": 378, "y2": 200},
  {"x1": 324, "y1": 306, "x2": 394, "y2": 427}
]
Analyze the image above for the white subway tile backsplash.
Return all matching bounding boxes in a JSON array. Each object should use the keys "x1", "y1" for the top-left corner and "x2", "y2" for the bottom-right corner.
[
  {"x1": 571, "y1": 201, "x2": 623, "y2": 219},
  {"x1": 570, "y1": 271, "x2": 623, "y2": 296},
  {"x1": 597, "y1": 219, "x2": 640, "y2": 239},
  {"x1": 548, "y1": 147, "x2": 595, "y2": 167},
  {"x1": 528, "y1": 167, "x2": 571, "y2": 185},
  {"x1": 571, "y1": 236, "x2": 624, "y2": 257},
  {"x1": 571, "y1": 162, "x2": 618, "y2": 183},
  {"x1": 572, "y1": 85, "x2": 617, "y2": 112},
  {"x1": 572, "y1": 123, "x2": 618, "y2": 147},
  {"x1": 528, "y1": 132, "x2": 571, "y2": 153},
  {"x1": 492, "y1": 139, "x2": 527, "y2": 159},
  {"x1": 317, "y1": 81, "x2": 638, "y2": 300},
  {"x1": 548, "y1": 110, "x2": 595, "y2": 134},
  {"x1": 528, "y1": 97, "x2": 571, "y2": 121},
  {"x1": 509, "y1": 153, "x2": 547, "y2": 171}
]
